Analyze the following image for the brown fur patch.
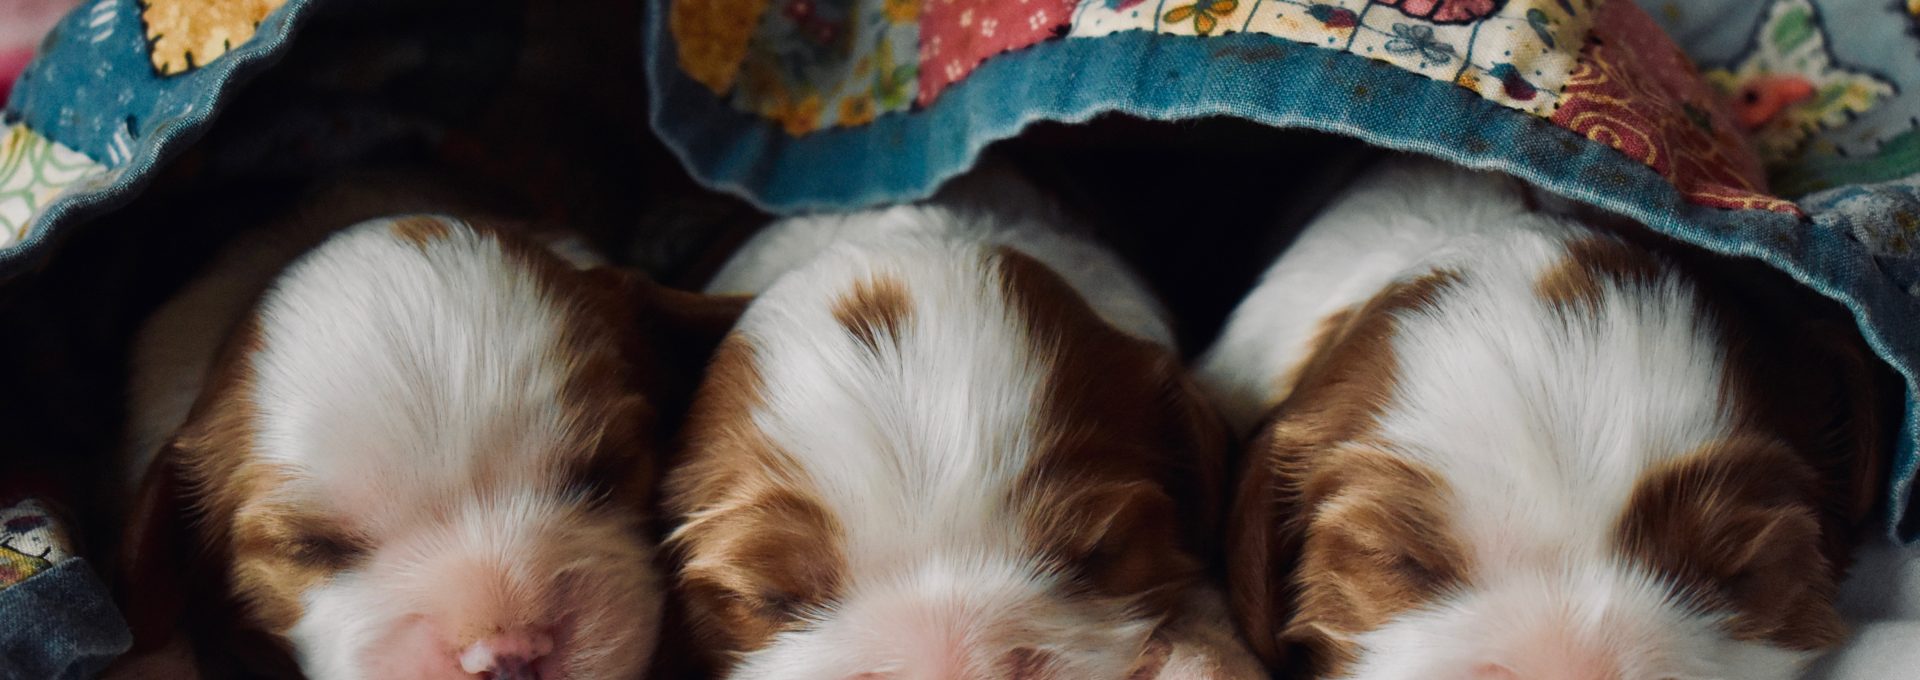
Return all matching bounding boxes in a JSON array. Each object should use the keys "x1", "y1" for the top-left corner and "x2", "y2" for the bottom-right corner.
[
  {"x1": 831, "y1": 274, "x2": 913, "y2": 352},
  {"x1": 993, "y1": 248, "x2": 1230, "y2": 613},
  {"x1": 676, "y1": 487, "x2": 847, "y2": 653},
  {"x1": 1225, "y1": 270, "x2": 1459, "y2": 676},
  {"x1": 666, "y1": 335, "x2": 845, "y2": 657},
  {"x1": 1614, "y1": 439, "x2": 1846, "y2": 651},
  {"x1": 1275, "y1": 308, "x2": 1355, "y2": 403},
  {"x1": 1003, "y1": 647, "x2": 1061, "y2": 680},
  {"x1": 1534, "y1": 237, "x2": 1663, "y2": 312},
  {"x1": 1286, "y1": 449, "x2": 1468, "y2": 658},
  {"x1": 387, "y1": 215, "x2": 453, "y2": 248},
  {"x1": 227, "y1": 506, "x2": 345, "y2": 635}
]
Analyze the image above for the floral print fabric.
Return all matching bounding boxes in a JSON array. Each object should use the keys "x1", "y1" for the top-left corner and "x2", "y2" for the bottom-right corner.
[
  {"x1": 1073, "y1": 0, "x2": 1590, "y2": 117},
  {"x1": 1551, "y1": 0, "x2": 1799, "y2": 213}
]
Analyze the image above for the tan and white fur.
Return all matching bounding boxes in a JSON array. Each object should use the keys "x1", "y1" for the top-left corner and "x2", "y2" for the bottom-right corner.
[
  {"x1": 668, "y1": 164, "x2": 1262, "y2": 679},
  {"x1": 1200, "y1": 157, "x2": 1888, "y2": 680},
  {"x1": 117, "y1": 181, "x2": 737, "y2": 679}
]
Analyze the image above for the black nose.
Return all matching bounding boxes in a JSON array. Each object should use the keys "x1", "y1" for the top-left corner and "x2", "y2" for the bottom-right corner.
[{"x1": 485, "y1": 656, "x2": 538, "y2": 680}]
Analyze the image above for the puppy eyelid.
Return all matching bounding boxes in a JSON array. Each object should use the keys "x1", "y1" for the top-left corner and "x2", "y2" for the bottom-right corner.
[
  {"x1": 289, "y1": 529, "x2": 370, "y2": 570},
  {"x1": 754, "y1": 590, "x2": 807, "y2": 622}
]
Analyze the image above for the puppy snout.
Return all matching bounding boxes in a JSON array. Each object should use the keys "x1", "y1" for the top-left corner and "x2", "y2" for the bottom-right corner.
[{"x1": 459, "y1": 631, "x2": 554, "y2": 679}]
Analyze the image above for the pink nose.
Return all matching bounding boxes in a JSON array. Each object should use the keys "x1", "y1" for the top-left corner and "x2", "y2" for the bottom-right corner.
[{"x1": 458, "y1": 631, "x2": 554, "y2": 679}]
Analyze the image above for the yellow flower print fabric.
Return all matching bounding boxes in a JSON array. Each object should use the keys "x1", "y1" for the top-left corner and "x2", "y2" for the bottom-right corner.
[{"x1": 141, "y1": 0, "x2": 288, "y2": 75}]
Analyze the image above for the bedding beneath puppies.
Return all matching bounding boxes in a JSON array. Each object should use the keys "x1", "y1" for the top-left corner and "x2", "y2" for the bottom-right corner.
[
  {"x1": 1811, "y1": 540, "x2": 1920, "y2": 679},
  {"x1": 2, "y1": 0, "x2": 1920, "y2": 677}
]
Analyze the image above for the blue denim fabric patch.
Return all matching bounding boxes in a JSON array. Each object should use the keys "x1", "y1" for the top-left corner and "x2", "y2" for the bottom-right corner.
[{"x1": 0, "y1": 559, "x2": 131, "y2": 679}]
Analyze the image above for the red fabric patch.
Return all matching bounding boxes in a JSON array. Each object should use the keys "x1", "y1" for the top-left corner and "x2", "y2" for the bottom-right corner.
[
  {"x1": 918, "y1": 0, "x2": 1076, "y2": 106},
  {"x1": 1551, "y1": 0, "x2": 1799, "y2": 214}
]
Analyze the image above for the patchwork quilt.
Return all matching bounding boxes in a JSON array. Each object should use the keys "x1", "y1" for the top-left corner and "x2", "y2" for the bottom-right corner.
[
  {"x1": 2, "y1": 0, "x2": 1920, "y2": 675},
  {"x1": 644, "y1": 8, "x2": 1920, "y2": 550},
  {"x1": 655, "y1": 0, "x2": 1920, "y2": 541}
]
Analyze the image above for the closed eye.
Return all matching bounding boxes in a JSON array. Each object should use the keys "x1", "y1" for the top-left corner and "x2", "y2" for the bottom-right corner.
[
  {"x1": 288, "y1": 528, "x2": 370, "y2": 571},
  {"x1": 755, "y1": 590, "x2": 808, "y2": 623}
]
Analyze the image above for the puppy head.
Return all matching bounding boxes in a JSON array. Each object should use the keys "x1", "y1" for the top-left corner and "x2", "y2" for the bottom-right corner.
[
  {"x1": 121, "y1": 217, "x2": 742, "y2": 679},
  {"x1": 668, "y1": 246, "x2": 1233, "y2": 679},
  {"x1": 1228, "y1": 240, "x2": 1888, "y2": 680}
]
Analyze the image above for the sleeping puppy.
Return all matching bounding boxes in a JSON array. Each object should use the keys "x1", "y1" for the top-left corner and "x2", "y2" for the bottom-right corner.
[
  {"x1": 1199, "y1": 157, "x2": 1890, "y2": 680},
  {"x1": 117, "y1": 190, "x2": 739, "y2": 679},
  {"x1": 667, "y1": 164, "x2": 1263, "y2": 679}
]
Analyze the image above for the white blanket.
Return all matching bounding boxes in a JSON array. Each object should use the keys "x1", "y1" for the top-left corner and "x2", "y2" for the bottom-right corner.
[{"x1": 1808, "y1": 540, "x2": 1920, "y2": 679}]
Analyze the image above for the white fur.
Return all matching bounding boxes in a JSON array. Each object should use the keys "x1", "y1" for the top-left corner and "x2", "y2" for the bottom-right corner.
[
  {"x1": 126, "y1": 216, "x2": 660, "y2": 680},
  {"x1": 251, "y1": 222, "x2": 582, "y2": 511},
  {"x1": 124, "y1": 171, "x2": 509, "y2": 492},
  {"x1": 707, "y1": 173, "x2": 1171, "y2": 348},
  {"x1": 700, "y1": 176, "x2": 1175, "y2": 678},
  {"x1": 1199, "y1": 158, "x2": 1816, "y2": 679}
]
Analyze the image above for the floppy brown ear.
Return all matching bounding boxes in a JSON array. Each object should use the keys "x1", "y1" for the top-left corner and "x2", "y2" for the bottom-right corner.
[
  {"x1": 632, "y1": 277, "x2": 750, "y2": 418},
  {"x1": 1224, "y1": 424, "x2": 1308, "y2": 674},
  {"x1": 640, "y1": 279, "x2": 749, "y2": 361},
  {"x1": 1167, "y1": 370, "x2": 1234, "y2": 560},
  {"x1": 1801, "y1": 320, "x2": 1896, "y2": 533},
  {"x1": 110, "y1": 440, "x2": 215, "y2": 675}
]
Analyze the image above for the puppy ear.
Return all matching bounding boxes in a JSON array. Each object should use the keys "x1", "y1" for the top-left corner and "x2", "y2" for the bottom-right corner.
[
  {"x1": 1799, "y1": 320, "x2": 1895, "y2": 532},
  {"x1": 113, "y1": 434, "x2": 306, "y2": 679},
  {"x1": 638, "y1": 278, "x2": 750, "y2": 363},
  {"x1": 631, "y1": 276, "x2": 749, "y2": 419},
  {"x1": 112, "y1": 439, "x2": 213, "y2": 670},
  {"x1": 1694, "y1": 255, "x2": 1895, "y2": 540},
  {"x1": 1167, "y1": 370, "x2": 1234, "y2": 559},
  {"x1": 1223, "y1": 423, "x2": 1308, "y2": 673}
]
